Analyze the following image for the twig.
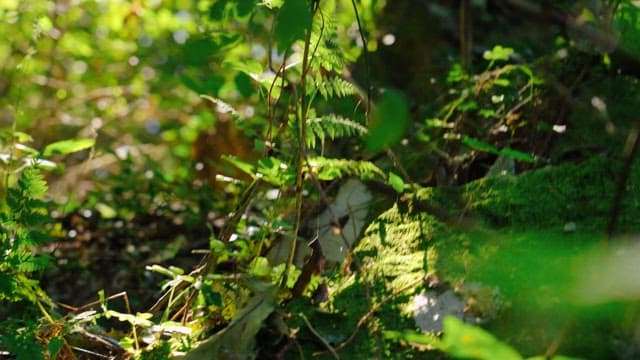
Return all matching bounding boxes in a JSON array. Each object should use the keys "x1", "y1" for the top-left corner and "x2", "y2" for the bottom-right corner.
[
  {"x1": 299, "y1": 313, "x2": 340, "y2": 360},
  {"x1": 282, "y1": 3, "x2": 318, "y2": 289},
  {"x1": 350, "y1": 0, "x2": 370, "y2": 117},
  {"x1": 544, "y1": 320, "x2": 571, "y2": 358},
  {"x1": 58, "y1": 291, "x2": 131, "y2": 315}
]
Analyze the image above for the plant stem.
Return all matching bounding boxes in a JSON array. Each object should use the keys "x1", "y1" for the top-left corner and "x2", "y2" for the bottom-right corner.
[{"x1": 282, "y1": 5, "x2": 316, "y2": 290}]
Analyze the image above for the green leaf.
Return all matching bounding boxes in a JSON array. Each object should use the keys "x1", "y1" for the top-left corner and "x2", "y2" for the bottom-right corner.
[
  {"x1": 442, "y1": 316, "x2": 522, "y2": 360},
  {"x1": 21, "y1": 211, "x2": 49, "y2": 227},
  {"x1": 366, "y1": 89, "x2": 410, "y2": 152},
  {"x1": 388, "y1": 171, "x2": 405, "y2": 193},
  {"x1": 222, "y1": 155, "x2": 256, "y2": 178},
  {"x1": 147, "y1": 264, "x2": 178, "y2": 279},
  {"x1": 106, "y1": 311, "x2": 154, "y2": 327},
  {"x1": 307, "y1": 157, "x2": 385, "y2": 181},
  {"x1": 462, "y1": 136, "x2": 536, "y2": 163},
  {"x1": 47, "y1": 336, "x2": 64, "y2": 358},
  {"x1": 250, "y1": 257, "x2": 271, "y2": 277},
  {"x1": 20, "y1": 167, "x2": 47, "y2": 199},
  {"x1": 527, "y1": 356, "x2": 585, "y2": 360},
  {"x1": 43, "y1": 138, "x2": 94, "y2": 156},
  {"x1": 499, "y1": 148, "x2": 536, "y2": 163},
  {"x1": 202, "y1": 286, "x2": 223, "y2": 307},
  {"x1": 461, "y1": 135, "x2": 499, "y2": 154},
  {"x1": 257, "y1": 156, "x2": 295, "y2": 185},
  {"x1": 13, "y1": 131, "x2": 33, "y2": 143},
  {"x1": 493, "y1": 78, "x2": 511, "y2": 87},
  {"x1": 95, "y1": 203, "x2": 117, "y2": 219},
  {"x1": 236, "y1": 0, "x2": 257, "y2": 17},
  {"x1": 483, "y1": 45, "x2": 514, "y2": 62},
  {"x1": 274, "y1": 0, "x2": 312, "y2": 53},
  {"x1": 262, "y1": 0, "x2": 284, "y2": 9},
  {"x1": 384, "y1": 330, "x2": 441, "y2": 347},
  {"x1": 226, "y1": 59, "x2": 263, "y2": 78},
  {"x1": 28, "y1": 231, "x2": 53, "y2": 245}
]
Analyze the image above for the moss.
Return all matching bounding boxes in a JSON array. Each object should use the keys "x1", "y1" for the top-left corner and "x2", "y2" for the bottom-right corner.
[
  {"x1": 291, "y1": 204, "x2": 443, "y2": 359},
  {"x1": 354, "y1": 204, "x2": 451, "y2": 293},
  {"x1": 294, "y1": 155, "x2": 640, "y2": 358},
  {"x1": 464, "y1": 156, "x2": 640, "y2": 231}
]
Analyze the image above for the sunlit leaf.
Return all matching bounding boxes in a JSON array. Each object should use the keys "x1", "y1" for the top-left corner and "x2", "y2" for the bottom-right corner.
[
  {"x1": 262, "y1": 0, "x2": 284, "y2": 9},
  {"x1": 250, "y1": 257, "x2": 271, "y2": 277},
  {"x1": 225, "y1": 59, "x2": 263, "y2": 79},
  {"x1": 13, "y1": 131, "x2": 33, "y2": 143},
  {"x1": 106, "y1": 311, "x2": 154, "y2": 327},
  {"x1": 493, "y1": 78, "x2": 511, "y2": 87},
  {"x1": 95, "y1": 203, "x2": 117, "y2": 219},
  {"x1": 483, "y1": 45, "x2": 514, "y2": 62},
  {"x1": 43, "y1": 138, "x2": 94, "y2": 156},
  {"x1": 388, "y1": 171, "x2": 405, "y2": 193},
  {"x1": 257, "y1": 156, "x2": 295, "y2": 185},
  {"x1": 442, "y1": 316, "x2": 522, "y2": 360},
  {"x1": 146, "y1": 264, "x2": 178, "y2": 279},
  {"x1": 527, "y1": 356, "x2": 584, "y2": 360},
  {"x1": 222, "y1": 155, "x2": 256, "y2": 178}
]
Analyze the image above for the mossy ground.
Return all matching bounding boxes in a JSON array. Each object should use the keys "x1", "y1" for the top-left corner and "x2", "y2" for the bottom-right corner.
[{"x1": 294, "y1": 155, "x2": 640, "y2": 358}]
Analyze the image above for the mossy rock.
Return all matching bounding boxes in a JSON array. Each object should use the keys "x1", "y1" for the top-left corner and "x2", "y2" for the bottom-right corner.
[
  {"x1": 465, "y1": 155, "x2": 640, "y2": 231},
  {"x1": 297, "y1": 155, "x2": 640, "y2": 358}
]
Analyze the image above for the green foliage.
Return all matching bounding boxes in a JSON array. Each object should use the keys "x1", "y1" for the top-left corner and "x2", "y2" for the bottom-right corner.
[
  {"x1": 274, "y1": 0, "x2": 313, "y2": 52},
  {"x1": 418, "y1": 45, "x2": 543, "y2": 183},
  {"x1": 312, "y1": 74, "x2": 360, "y2": 99},
  {"x1": 483, "y1": 45, "x2": 515, "y2": 67},
  {"x1": 0, "y1": 170, "x2": 60, "y2": 356},
  {"x1": 3, "y1": 0, "x2": 640, "y2": 359},
  {"x1": 461, "y1": 135, "x2": 536, "y2": 163},
  {"x1": 386, "y1": 316, "x2": 583, "y2": 360},
  {"x1": 0, "y1": 320, "x2": 49, "y2": 360},
  {"x1": 306, "y1": 114, "x2": 368, "y2": 149},
  {"x1": 307, "y1": 156, "x2": 385, "y2": 180},
  {"x1": 185, "y1": 284, "x2": 276, "y2": 359},
  {"x1": 366, "y1": 89, "x2": 410, "y2": 152},
  {"x1": 0, "y1": 166, "x2": 52, "y2": 303},
  {"x1": 42, "y1": 138, "x2": 94, "y2": 156},
  {"x1": 395, "y1": 316, "x2": 523, "y2": 359},
  {"x1": 388, "y1": 171, "x2": 405, "y2": 193}
]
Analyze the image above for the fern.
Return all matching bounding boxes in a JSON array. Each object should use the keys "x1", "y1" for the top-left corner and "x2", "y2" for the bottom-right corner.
[
  {"x1": 310, "y1": 2, "x2": 345, "y2": 74},
  {"x1": 0, "y1": 165, "x2": 52, "y2": 303},
  {"x1": 0, "y1": 318, "x2": 47, "y2": 360},
  {"x1": 306, "y1": 114, "x2": 367, "y2": 149},
  {"x1": 311, "y1": 73, "x2": 359, "y2": 99},
  {"x1": 306, "y1": 156, "x2": 385, "y2": 181}
]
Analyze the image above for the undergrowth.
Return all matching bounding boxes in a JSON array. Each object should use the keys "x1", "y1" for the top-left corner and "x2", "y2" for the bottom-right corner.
[{"x1": 2, "y1": 1, "x2": 640, "y2": 359}]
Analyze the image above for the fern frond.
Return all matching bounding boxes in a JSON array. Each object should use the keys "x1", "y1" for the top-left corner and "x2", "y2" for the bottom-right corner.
[
  {"x1": 19, "y1": 167, "x2": 47, "y2": 200},
  {"x1": 306, "y1": 115, "x2": 367, "y2": 149},
  {"x1": 307, "y1": 156, "x2": 385, "y2": 181},
  {"x1": 309, "y1": 2, "x2": 346, "y2": 74},
  {"x1": 13, "y1": 251, "x2": 48, "y2": 273},
  {"x1": 312, "y1": 75, "x2": 359, "y2": 99}
]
